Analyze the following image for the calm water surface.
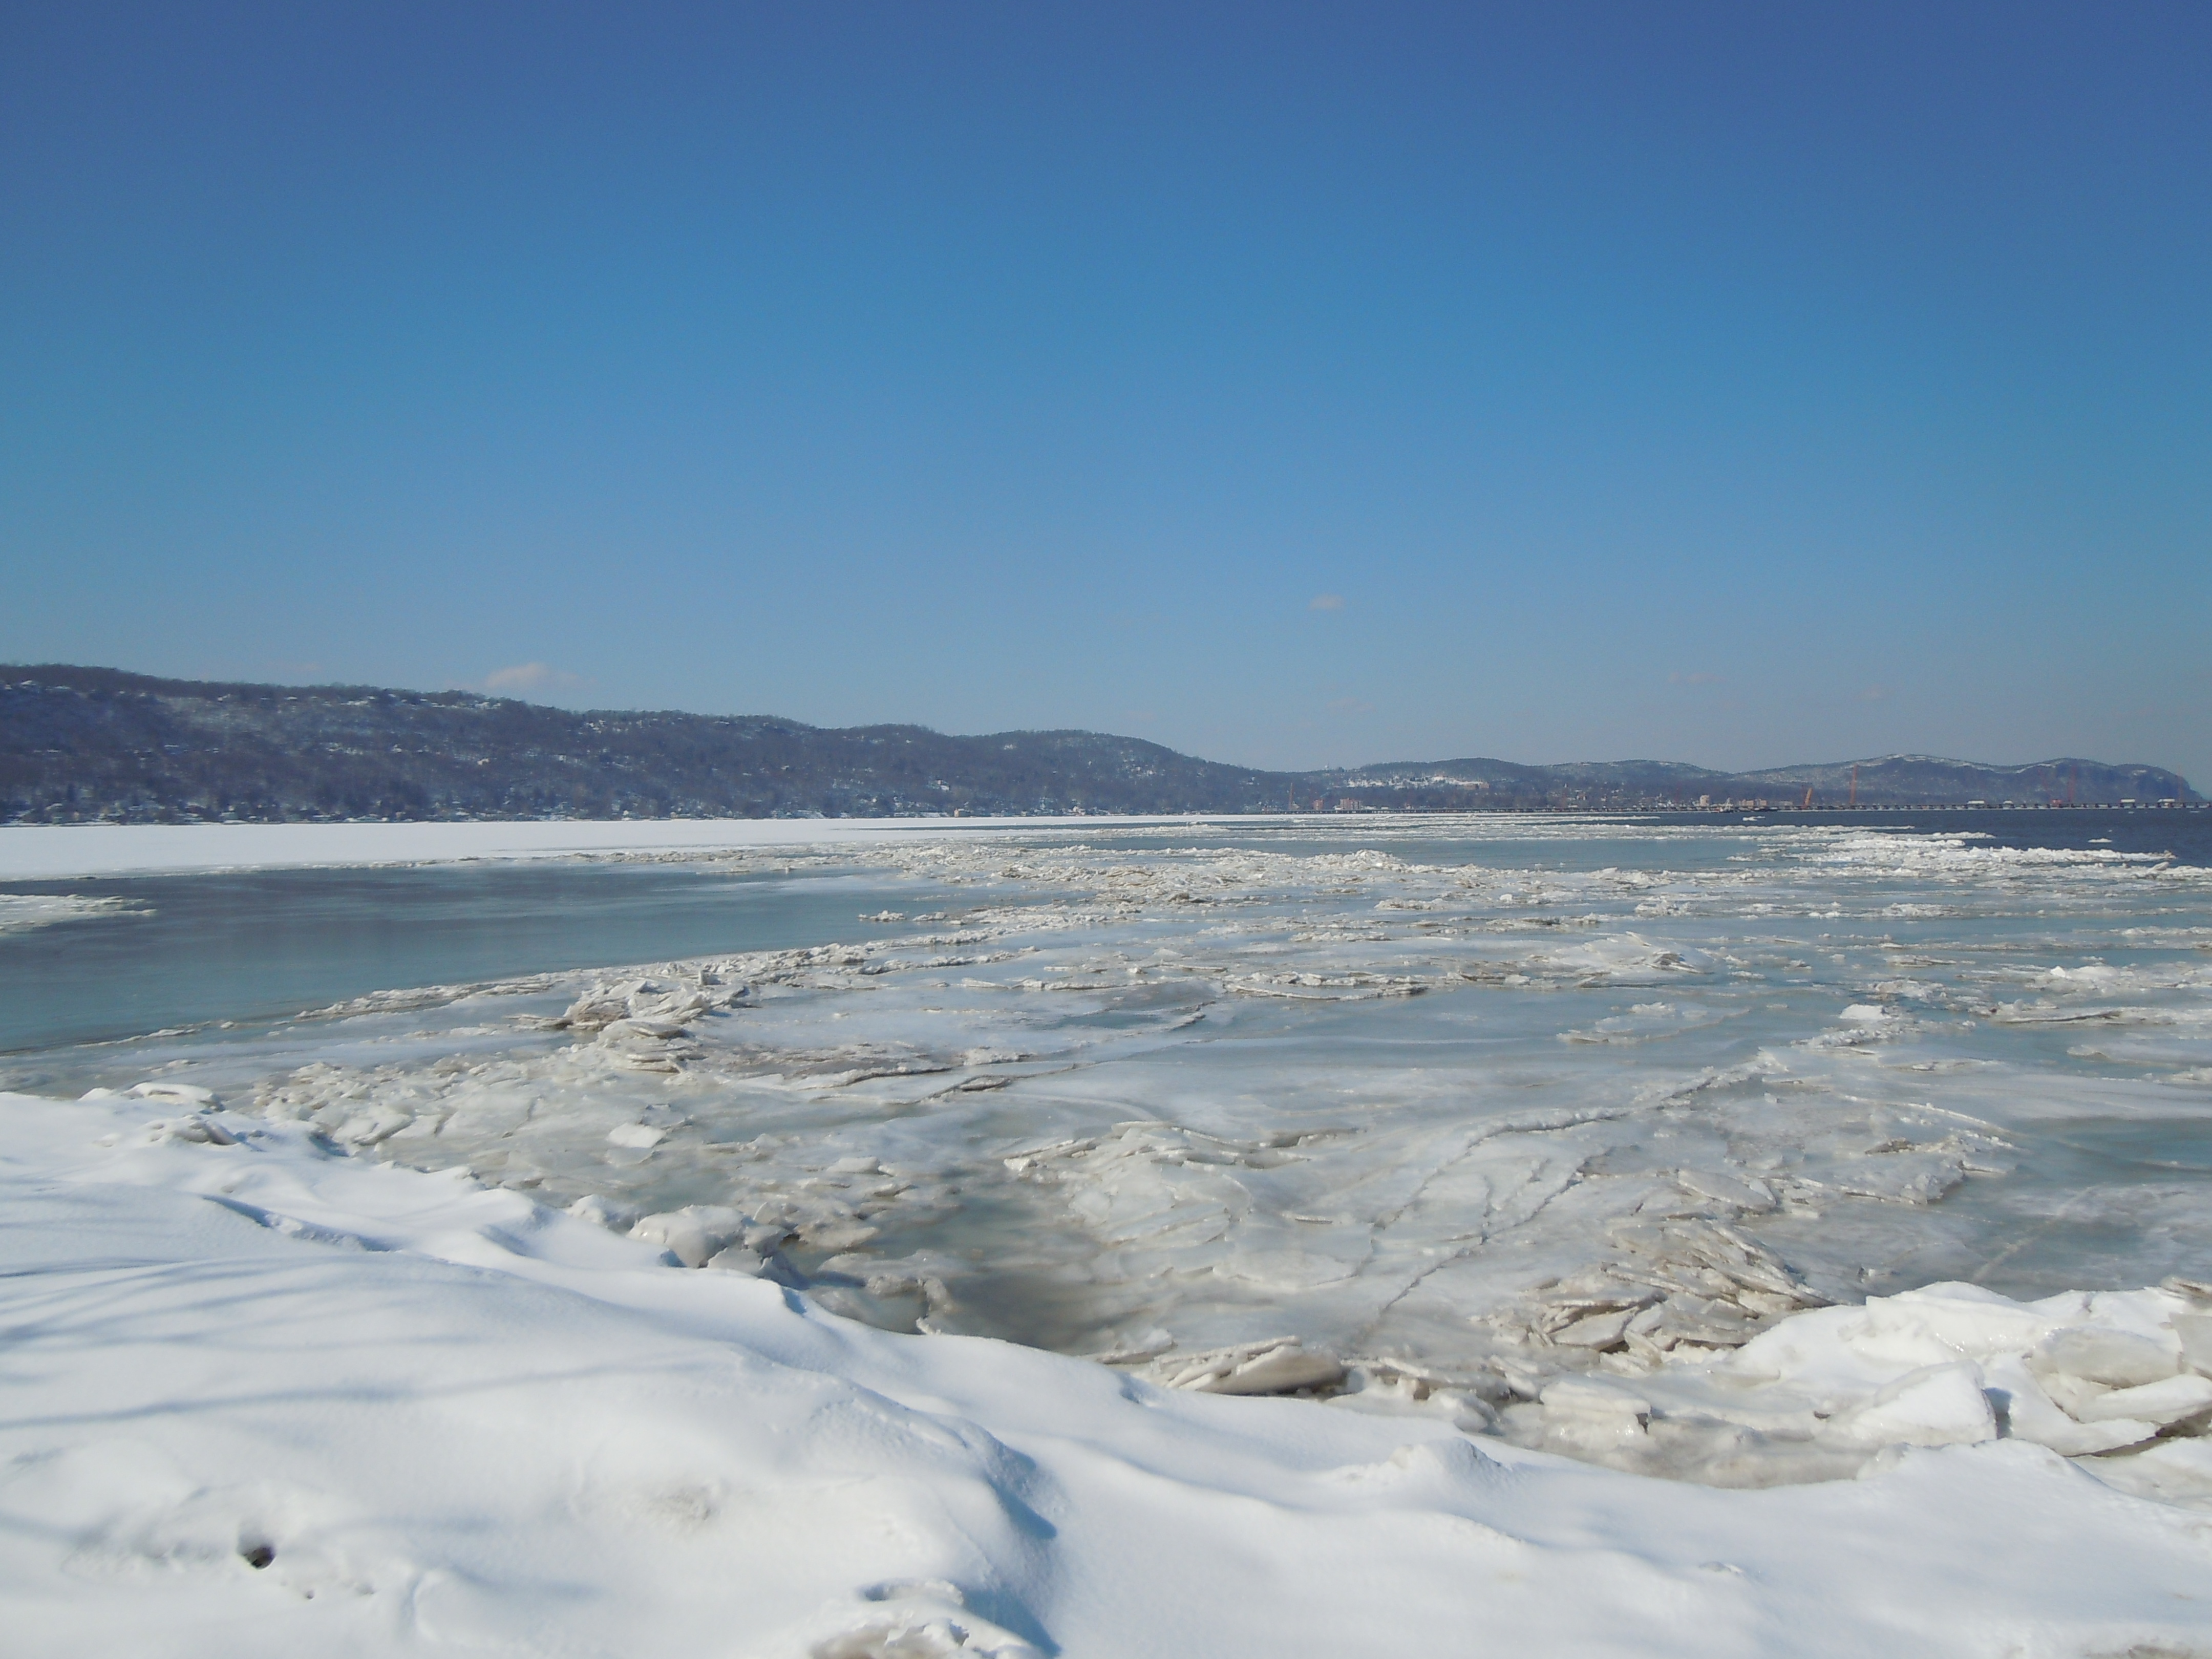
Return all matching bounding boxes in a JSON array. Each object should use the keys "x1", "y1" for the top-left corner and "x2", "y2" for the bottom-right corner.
[{"x1": 0, "y1": 859, "x2": 954, "y2": 1051}]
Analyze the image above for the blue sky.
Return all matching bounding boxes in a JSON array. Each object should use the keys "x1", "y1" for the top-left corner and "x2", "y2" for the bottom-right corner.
[{"x1": 4, "y1": 3, "x2": 2207, "y2": 781}]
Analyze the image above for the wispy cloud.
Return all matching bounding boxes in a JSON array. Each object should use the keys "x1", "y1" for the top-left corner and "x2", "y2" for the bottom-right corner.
[
  {"x1": 1857, "y1": 684, "x2": 1892, "y2": 703},
  {"x1": 483, "y1": 662, "x2": 590, "y2": 694},
  {"x1": 1309, "y1": 594, "x2": 1345, "y2": 612},
  {"x1": 1328, "y1": 695, "x2": 1375, "y2": 714},
  {"x1": 1669, "y1": 670, "x2": 1724, "y2": 687}
]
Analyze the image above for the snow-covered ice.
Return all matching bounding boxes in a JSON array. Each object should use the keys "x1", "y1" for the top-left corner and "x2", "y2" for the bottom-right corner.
[
  {"x1": 6, "y1": 1088, "x2": 2212, "y2": 1657},
  {"x1": 0, "y1": 815, "x2": 1142, "y2": 881},
  {"x1": 6, "y1": 814, "x2": 2212, "y2": 1649}
]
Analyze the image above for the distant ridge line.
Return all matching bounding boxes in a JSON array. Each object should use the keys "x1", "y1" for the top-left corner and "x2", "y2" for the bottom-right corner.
[{"x1": 2, "y1": 665, "x2": 2199, "y2": 824}]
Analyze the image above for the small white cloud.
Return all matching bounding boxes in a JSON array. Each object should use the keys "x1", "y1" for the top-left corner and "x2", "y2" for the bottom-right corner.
[
  {"x1": 1327, "y1": 696, "x2": 1375, "y2": 715},
  {"x1": 1309, "y1": 594, "x2": 1345, "y2": 612},
  {"x1": 1857, "y1": 684, "x2": 1892, "y2": 703},
  {"x1": 1669, "y1": 671, "x2": 1724, "y2": 687},
  {"x1": 484, "y1": 662, "x2": 589, "y2": 694}
]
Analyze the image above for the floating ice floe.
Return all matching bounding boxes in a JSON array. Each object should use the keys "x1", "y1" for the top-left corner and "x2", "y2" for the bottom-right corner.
[{"x1": 0, "y1": 892, "x2": 144, "y2": 934}]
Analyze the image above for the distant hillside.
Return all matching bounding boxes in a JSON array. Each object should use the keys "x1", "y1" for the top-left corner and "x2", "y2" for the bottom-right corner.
[
  {"x1": 0, "y1": 666, "x2": 2198, "y2": 823},
  {"x1": 1733, "y1": 754, "x2": 2195, "y2": 808},
  {"x1": 0, "y1": 667, "x2": 1285, "y2": 822},
  {"x1": 1332, "y1": 753, "x2": 2200, "y2": 810}
]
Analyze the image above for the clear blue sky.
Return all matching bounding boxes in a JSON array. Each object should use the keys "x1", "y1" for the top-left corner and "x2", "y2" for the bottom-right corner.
[{"x1": 5, "y1": 3, "x2": 2207, "y2": 782}]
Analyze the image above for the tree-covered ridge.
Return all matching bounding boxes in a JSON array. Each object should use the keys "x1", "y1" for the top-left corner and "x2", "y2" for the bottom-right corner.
[
  {"x1": 0, "y1": 666, "x2": 1286, "y2": 822},
  {"x1": 1, "y1": 666, "x2": 2197, "y2": 824}
]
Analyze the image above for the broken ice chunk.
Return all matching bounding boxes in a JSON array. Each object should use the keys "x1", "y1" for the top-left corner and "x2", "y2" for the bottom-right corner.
[
  {"x1": 631, "y1": 1206, "x2": 750, "y2": 1269},
  {"x1": 2072, "y1": 1372, "x2": 2212, "y2": 1428},
  {"x1": 606, "y1": 1017, "x2": 690, "y2": 1040},
  {"x1": 557, "y1": 991, "x2": 631, "y2": 1032},
  {"x1": 1674, "y1": 1169, "x2": 1778, "y2": 1213},
  {"x1": 568, "y1": 1194, "x2": 642, "y2": 1232},
  {"x1": 2175, "y1": 1314, "x2": 2212, "y2": 1377},
  {"x1": 1836, "y1": 1362, "x2": 1996, "y2": 1449},
  {"x1": 1984, "y1": 1358, "x2": 2157, "y2": 1455},
  {"x1": 1551, "y1": 1307, "x2": 1639, "y2": 1350},
  {"x1": 130, "y1": 1081, "x2": 221, "y2": 1108},
  {"x1": 1539, "y1": 1378, "x2": 1651, "y2": 1453},
  {"x1": 331, "y1": 1108, "x2": 412, "y2": 1146},
  {"x1": 2029, "y1": 1326, "x2": 2179, "y2": 1390},
  {"x1": 135, "y1": 1114, "x2": 238, "y2": 1146},
  {"x1": 1148, "y1": 1337, "x2": 1345, "y2": 1395}
]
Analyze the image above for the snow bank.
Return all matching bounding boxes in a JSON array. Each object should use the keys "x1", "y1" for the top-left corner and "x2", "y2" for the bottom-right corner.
[{"x1": 6, "y1": 1091, "x2": 2210, "y2": 1657}]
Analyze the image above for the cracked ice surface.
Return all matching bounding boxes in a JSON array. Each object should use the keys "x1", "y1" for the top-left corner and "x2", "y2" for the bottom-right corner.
[{"x1": 12, "y1": 814, "x2": 2212, "y2": 1492}]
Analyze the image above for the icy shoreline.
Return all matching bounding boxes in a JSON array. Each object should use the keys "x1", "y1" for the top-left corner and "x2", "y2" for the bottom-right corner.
[
  {"x1": 10, "y1": 815, "x2": 2212, "y2": 1649},
  {"x1": 7, "y1": 1088, "x2": 2211, "y2": 1658},
  {"x1": 12, "y1": 819, "x2": 2212, "y2": 1470}
]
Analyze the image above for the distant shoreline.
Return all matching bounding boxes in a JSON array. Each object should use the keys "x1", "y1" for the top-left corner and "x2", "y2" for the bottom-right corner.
[{"x1": 2, "y1": 802, "x2": 2204, "y2": 883}]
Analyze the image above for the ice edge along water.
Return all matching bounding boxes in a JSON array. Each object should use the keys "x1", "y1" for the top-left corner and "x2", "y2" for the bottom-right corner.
[{"x1": 5, "y1": 1089, "x2": 2212, "y2": 1659}]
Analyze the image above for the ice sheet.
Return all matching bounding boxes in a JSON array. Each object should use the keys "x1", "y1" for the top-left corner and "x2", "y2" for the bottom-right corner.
[
  {"x1": 0, "y1": 814, "x2": 1192, "y2": 880},
  {"x1": 9, "y1": 815, "x2": 2212, "y2": 1492}
]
